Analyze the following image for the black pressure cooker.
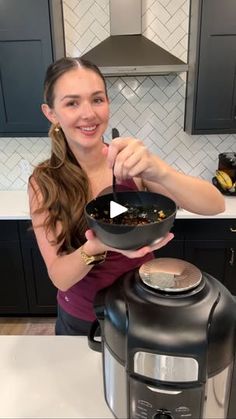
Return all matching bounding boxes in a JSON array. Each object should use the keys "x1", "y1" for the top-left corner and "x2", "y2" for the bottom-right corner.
[{"x1": 88, "y1": 258, "x2": 236, "y2": 419}]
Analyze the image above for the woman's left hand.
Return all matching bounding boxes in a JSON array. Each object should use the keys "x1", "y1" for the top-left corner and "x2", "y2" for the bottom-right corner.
[
  {"x1": 105, "y1": 137, "x2": 154, "y2": 182},
  {"x1": 85, "y1": 229, "x2": 174, "y2": 259}
]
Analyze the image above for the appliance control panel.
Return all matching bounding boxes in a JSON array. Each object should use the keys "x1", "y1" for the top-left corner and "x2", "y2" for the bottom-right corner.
[
  {"x1": 129, "y1": 377, "x2": 204, "y2": 418},
  {"x1": 153, "y1": 409, "x2": 173, "y2": 418}
]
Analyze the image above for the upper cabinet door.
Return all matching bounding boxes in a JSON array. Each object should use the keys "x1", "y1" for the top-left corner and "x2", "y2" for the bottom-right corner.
[
  {"x1": 0, "y1": 0, "x2": 65, "y2": 137},
  {"x1": 185, "y1": 0, "x2": 236, "y2": 134}
]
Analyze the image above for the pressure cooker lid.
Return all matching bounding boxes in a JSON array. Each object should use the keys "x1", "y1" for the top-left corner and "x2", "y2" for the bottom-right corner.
[{"x1": 139, "y1": 258, "x2": 202, "y2": 292}]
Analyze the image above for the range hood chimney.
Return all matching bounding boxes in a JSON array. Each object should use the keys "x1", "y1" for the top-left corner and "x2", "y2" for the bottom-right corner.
[{"x1": 80, "y1": 0, "x2": 188, "y2": 76}]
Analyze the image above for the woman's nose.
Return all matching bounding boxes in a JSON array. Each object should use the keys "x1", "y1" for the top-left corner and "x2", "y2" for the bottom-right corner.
[{"x1": 80, "y1": 102, "x2": 95, "y2": 119}]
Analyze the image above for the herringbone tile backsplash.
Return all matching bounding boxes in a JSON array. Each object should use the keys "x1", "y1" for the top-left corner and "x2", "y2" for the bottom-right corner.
[{"x1": 1, "y1": 0, "x2": 235, "y2": 190}]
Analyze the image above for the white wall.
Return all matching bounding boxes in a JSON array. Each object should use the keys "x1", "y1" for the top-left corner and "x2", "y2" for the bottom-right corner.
[{"x1": 0, "y1": 0, "x2": 235, "y2": 190}]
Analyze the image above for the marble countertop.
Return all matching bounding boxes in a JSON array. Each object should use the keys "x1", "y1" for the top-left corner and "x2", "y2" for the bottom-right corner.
[
  {"x1": 0, "y1": 336, "x2": 112, "y2": 419},
  {"x1": 0, "y1": 190, "x2": 235, "y2": 220}
]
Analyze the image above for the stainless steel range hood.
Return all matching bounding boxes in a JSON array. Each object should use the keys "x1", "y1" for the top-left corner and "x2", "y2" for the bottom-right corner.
[{"x1": 80, "y1": 0, "x2": 188, "y2": 76}]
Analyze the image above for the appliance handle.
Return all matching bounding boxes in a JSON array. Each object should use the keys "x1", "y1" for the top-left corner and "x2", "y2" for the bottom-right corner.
[
  {"x1": 87, "y1": 319, "x2": 102, "y2": 352},
  {"x1": 229, "y1": 248, "x2": 235, "y2": 266}
]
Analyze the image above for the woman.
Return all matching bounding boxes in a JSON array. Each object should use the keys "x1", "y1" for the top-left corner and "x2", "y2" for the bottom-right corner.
[{"x1": 28, "y1": 57, "x2": 225, "y2": 335}]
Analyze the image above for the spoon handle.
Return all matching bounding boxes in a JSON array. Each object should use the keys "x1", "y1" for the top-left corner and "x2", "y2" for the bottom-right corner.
[
  {"x1": 112, "y1": 128, "x2": 120, "y2": 201},
  {"x1": 112, "y1": 128, "x2": 120, "y2": 139}
]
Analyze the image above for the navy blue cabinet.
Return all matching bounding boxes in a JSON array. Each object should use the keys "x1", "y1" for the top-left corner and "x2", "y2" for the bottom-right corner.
[
  {"x1": 185, "y1": 0, "x2": 236, "y2": 134},
  {"x1": 0, "y1": 221, "x2": 28, "y2": 313},
  {"x1": 184, "y1": 219, "x2": 236, "y2": 295},
  {"x1": 156, "y1": 219, "x2": 236, "y2": 295},
  {"x1": 19, "y1": 221, "x2": 57, "y2": 315},
  {"x1": 0, "y1": 0, "x2": 65, "y2": 137},
  {"x1": 0, "y1": 220, "x2": 56, "y2": 315},
  {"x1": 0, "y1": 218, "x2": 236, "y2": 315},
  {"x1": 154, "y1": 219, "x2": 185, "y2": 259}
]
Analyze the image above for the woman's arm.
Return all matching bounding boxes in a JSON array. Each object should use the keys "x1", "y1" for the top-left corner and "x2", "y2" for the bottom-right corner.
[
  {"x1": 28, "y1": 181, "x2": 93, "y2": 291},
  {"x1": 142, "y1": 155, "x2": 225, "y2": 215},
  {"x1": 106, "y1": 138, "x2": 225, "y2": 215}
]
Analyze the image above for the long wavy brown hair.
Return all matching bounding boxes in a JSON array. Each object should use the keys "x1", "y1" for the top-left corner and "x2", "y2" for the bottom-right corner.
[{"x1": 29, "y1": 57, "x2": 108, "y2": 254}]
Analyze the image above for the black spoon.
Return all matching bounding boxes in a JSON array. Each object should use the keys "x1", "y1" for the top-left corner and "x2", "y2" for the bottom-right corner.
[{"x1": 111, "y1": 128, "x2": 120, "y2": 202}]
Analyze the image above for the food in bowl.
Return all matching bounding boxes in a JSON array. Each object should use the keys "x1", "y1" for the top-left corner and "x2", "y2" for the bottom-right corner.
[
  {"x1": 85, "y1": 191, "x2": 177, "y2": 250},
  {"x1": 89, "y1": 204, "x2": 169, "y2": 226}
]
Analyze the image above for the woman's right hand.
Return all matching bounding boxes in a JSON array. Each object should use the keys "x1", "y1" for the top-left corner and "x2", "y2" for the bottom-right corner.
[
  {"x1": 84, "y1": 229, "x2": 174, "y2": 259},
  {"x1": 83, "y1": 229, "x2": 109, "y2": 255}
]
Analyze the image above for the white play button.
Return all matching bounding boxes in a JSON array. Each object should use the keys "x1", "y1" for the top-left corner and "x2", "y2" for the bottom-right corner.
[{"x1": 110, "y1": 201, "x2": 128, "y2": 218}]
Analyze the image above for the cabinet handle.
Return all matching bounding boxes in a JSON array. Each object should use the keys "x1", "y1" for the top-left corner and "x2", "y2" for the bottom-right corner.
[
  {"x1": 229, "y1": 248, "x2": 235, "y2": 266},
  {"x1": 230, "y1": 227, "x2": 236, "y2": 233}
]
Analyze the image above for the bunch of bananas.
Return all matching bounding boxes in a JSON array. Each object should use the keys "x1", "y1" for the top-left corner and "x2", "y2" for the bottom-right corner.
[{"x1": 215, "y1": 170, "x2": 236, "y2": 193}]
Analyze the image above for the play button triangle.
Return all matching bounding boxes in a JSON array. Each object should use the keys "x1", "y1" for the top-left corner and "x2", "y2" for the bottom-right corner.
[{"x1": 110, "y1": 201, "x2": 128, "y2": 218}]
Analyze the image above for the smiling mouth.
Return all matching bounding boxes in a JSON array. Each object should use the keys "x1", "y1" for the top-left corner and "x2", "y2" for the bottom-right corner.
[{"x1": 79, "y1": 125, "x2": 97, "y2": 133}]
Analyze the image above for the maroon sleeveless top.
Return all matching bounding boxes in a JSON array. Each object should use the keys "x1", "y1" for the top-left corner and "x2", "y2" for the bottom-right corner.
[{"x1": 57, "y1": 179, "x2": 154, "y2": 321}]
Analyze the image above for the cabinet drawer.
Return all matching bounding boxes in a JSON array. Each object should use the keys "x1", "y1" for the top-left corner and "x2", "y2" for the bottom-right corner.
[
  {"x1": 0, "y1": 220, "x2": 19, "y2": 241},
  {"x1": 170, "y1": 219, "x2": 185, "y2": 240},
  {"x1": 184, "y1": 219, "x2": 236, "y2": 240},
  {"x1": 18, "y1": 220, "x2": 36, "y2": 242}
]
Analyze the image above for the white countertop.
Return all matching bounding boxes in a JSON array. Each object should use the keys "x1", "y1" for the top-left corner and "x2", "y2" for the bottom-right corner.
[
  {"x1": 0, "y1": 336, "x2": 112, "y2": 419},
  {"x1": 0, "y1": 190, "x2": 235, "y2": 220},
  {"x1": 0, "y1": 191, "x2": 30, "y2": 219}
]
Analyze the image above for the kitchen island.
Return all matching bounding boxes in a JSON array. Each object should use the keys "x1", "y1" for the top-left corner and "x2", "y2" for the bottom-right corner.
[{"x1": 0, "y1": 335, "x2": 112, "y2": 418}]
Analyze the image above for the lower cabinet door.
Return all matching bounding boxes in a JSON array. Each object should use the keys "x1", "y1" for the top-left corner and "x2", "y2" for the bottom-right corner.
[
  {"x1": 19, "y1": 220, "x2": 57, "y2": 315},
  {"x1": 0, "y1": 241, "x2": 28, "y2": 314},
  {"x1": 154, "y1": 220, "x2": 185, "y2": 260},
  {"x1": 184, "y1": 240, "x2": 231, "y2": 291},
  {"x1": 21, "y1": 242, "x2": 57, "y2": 315},
  {"x1": 154, "y1": 239, "x2": 184, "y2": 259}
]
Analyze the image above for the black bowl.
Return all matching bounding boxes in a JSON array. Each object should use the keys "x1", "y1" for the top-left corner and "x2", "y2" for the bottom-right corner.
[{"x1": 85, "y1": 191, "x2": 177, "y2": 250}]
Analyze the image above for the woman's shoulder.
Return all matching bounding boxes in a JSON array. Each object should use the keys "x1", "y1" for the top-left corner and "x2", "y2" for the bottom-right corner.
[
  {"x1": 28, "y1": 175, "x2": 43, "y2": 210},
  {"x1": 28, "y1": 174, "x2": 38, "y2": 193},
  {"x1": 28, "y1": 158, "x2": 54, "y2": 192}
]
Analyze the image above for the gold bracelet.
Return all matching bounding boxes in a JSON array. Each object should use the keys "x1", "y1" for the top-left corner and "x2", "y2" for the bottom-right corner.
[{"x1": 80, "y1": 246, "x2": 107, "y2": 266}]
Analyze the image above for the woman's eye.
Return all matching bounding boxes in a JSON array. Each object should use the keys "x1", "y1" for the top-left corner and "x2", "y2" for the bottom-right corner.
[
  {"x1": 67, "y1": 101, "x2": 78, "y2": 107},
  {"x1": 94, "y1": 97, "x2": 104, "y2": 104}
]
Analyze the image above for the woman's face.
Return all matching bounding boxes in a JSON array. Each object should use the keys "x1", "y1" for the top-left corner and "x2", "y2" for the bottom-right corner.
[{"x1": 42, "y1": 67, "x2": 110, "y2": 150}]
